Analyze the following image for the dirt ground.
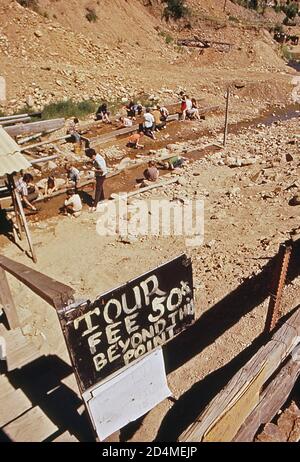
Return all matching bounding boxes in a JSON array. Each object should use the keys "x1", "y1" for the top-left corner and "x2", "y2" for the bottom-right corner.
[
  {"x1": 1, "y1": 0, "x2": 300, "y2": 443},
  {"x1": 1, "y1": 107, "x2": 300, "y2": 441}
]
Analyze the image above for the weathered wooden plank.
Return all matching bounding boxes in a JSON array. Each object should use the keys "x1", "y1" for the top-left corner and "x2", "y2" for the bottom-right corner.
[
  {"x1": 233, "y1": 351, "x2": 300, "y2": 442},
  {"x1": 179, "y1": 307, "x2": 300, "y2": 442},
  {"x1": 4, "y1": 327, "x2": 41, "y2": 371},
  {"x1": 5, "y1": 118, "x2": 65, "y2": 137},
  {"x1": 17, "y1": 128, "x2": 58, "y2": 145},
  {"x1": 20, "y1": 134, "x2": 70, "y2": 151},
  {"x1": 0, "y1": 255, "x2": 75, "y2": 309},
  {"x1": 2, "y1": 406, "x2": 58, "y2": 442},
  {"x1": 0, "y1": 267, "x2": 20, "y2": 329},
  {"x1": 52, "y1": 431, "x2": 79, "y2": 442},
  {"x1": 0, "y1": 384, "x2": 32, "y2": 427}
]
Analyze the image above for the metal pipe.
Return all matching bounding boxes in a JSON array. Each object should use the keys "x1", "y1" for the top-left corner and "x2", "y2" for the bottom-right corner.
[
  {"x1": 30, "y1": 155, "x2": 59, "y2": 165},
  {"x1": 0, "y1": 112, "x2": 41, "y2": 122}
]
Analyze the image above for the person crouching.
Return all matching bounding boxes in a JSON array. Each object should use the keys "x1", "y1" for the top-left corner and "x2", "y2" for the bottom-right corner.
[{"x1": 64, "y1": 189, "x2": 82, "y2": 218}]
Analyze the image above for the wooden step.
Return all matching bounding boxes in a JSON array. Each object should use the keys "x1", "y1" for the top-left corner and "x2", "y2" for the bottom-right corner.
[
  {"x1": 3, "y1": 327, "x2": 41, "y2": 371},
  {"x1": 52, "y1": 431, "x2": 79, "y2": 442},
  {"x1": 0, "y1": 380, "x2": 32, "y2": 427},
  {"x1": 2, "y1": 406, "x2": 58, "y2": 442}
]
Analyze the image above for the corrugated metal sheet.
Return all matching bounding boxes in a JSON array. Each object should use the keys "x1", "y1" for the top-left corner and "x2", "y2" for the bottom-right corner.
[{"x1": 0, "y1": 126, "x2": 31, "y2": 176}]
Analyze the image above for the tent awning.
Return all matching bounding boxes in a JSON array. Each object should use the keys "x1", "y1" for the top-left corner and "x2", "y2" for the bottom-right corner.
[{"x1": 0, "y1": 126, "x2": 31, "y2": 176}]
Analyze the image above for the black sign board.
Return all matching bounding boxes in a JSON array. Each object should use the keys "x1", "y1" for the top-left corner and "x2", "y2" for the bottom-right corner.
[{"x1": 59, "y1": 254, "x2": 195, "y2": 392}]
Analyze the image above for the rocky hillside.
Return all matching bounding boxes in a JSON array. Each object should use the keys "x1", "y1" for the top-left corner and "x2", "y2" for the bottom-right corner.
[{"x1": 0, "y1": 0, "x2": 294, "y2": 114}]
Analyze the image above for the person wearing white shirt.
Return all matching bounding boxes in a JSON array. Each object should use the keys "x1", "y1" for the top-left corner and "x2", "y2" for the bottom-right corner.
[
  {"x1": 143, "y1": 108, "x2": 156, "y2": 140},
  {"x1": 182, "y1": 96, "x2": 192, "y2": 121},
  {"x1": 119, "y1": 116, "x2": 133, "y2": 128},
  {"x1": 85, "y1": 148, "x2": 107, "y2": 211},
  {"x1": 64, "y1": 189, "x2": 82, "y2": 217}
]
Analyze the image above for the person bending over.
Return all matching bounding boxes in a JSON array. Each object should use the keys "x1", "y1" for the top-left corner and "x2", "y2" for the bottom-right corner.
[
  {"x1": 126, "y1": 132, "x2": 144, "y2": 149},
  {"x1": 15, "y1": 173, "x2": 38, "y2": 211},
  {"x1": 64, "y1": 189, "x2": 82, "y2": 218}
]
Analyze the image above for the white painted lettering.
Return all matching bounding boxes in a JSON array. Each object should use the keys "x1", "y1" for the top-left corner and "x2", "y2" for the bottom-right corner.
[
  {"x1": 124, "y1": 312, "x2": 139, "y2": 335},
  {"x1": 73, "y1": 308, "x2": 100, "y2": 336}
]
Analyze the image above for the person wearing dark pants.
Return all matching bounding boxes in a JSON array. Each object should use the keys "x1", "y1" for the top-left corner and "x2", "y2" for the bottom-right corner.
[
  {"x1": 85, "y1": 148, "x2": 107, "y2": 211},
  {"x1": 95, "y1": 175, "x2": 105, "y2": 205}
]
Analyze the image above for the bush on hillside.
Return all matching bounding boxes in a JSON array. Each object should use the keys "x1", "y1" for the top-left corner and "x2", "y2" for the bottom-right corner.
[
  {"x1": 282, "y1": 3, "x2": 299, "y2": 20},
  {"x1": 162, "y1": 0, "x2": 189, "y2": 21},
  {"x1": 16, "y1": 0, "x2": 40, "y2": 12},
  {"x1": 86, "y1": 8, "x2": 98, "y2": 23},
  {"x1": 41, "y1": 100, "x2": 97, "y2": 120}
]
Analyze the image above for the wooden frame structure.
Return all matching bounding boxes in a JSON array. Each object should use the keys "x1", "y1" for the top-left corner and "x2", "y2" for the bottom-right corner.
[
  {"x1": 0, "y1": 254, "x2": 75, "y2": 331},
  {"x1": 6, "y1": 174, "x2": 37, "y2": 263}
]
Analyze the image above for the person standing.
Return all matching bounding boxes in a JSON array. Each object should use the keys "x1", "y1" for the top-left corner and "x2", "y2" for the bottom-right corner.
[{"x1": 86, "y1": 148, "x2": 107, "y2": 211}]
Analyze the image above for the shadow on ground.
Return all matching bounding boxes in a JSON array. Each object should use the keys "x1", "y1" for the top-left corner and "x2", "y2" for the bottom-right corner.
[{"x1": 0, "y1": 355, "x2": 94, "y2": 442}]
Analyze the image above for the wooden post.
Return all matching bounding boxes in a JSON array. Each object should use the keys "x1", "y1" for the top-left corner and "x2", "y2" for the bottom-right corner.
[
  {"x1": 265, "y1": 244, "x2": 292, "y2": 333},
  {"x1": 0, "y1": 267, "x2": 19, "y2": 329},
  {"x1": 14, "y1": 190, "x2": 37, "y2": 263},
  {"x1": 7, "y1": 175, "x2": 24, "y2": 240},
  {"x1": 223, "y1": 87, "x2": 230, "y2": 147}
]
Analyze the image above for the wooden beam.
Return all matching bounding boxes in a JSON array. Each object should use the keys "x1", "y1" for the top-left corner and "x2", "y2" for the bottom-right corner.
[
  {"x1": 0, "y1": 255, "x2": 75, "y2": 310},
  {"x1": 223, "y1": 87, "x2": 230, "y2": 147},
  {"x1": 5, "y1": 118, "x2": 65, "y2": 138},
  {"x1": 0, "y1": 267, "x2": 20, "y2": 330},
  {"x1": 233, "y1": 350, "x2": 300, "y2": 442},
  {"x1": 17, "y1": 128, "x2": 58, "y2": 145},
  {"x1": 179, "y1": 306, "x2": 300, "y2": 442},
  {"x1": 265, "y1": 244, "x2": 292, "y2": 333},
  {"x1": 20, "y1": 134, "x2": 70, "y2": 151}
]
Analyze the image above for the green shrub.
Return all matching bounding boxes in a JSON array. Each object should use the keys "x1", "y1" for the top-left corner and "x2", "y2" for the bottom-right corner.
[
  {"x1": 165, "y1": 34, "x2": 173, "y2": 44},
  {"x1": 86, "y1": 8, "x2": 98, "y2": 23},
  {"x1": 41, "y1": 99, "x2": 97, "y2": 120},
  {"x1": 282, "y1": 3, "x2": 299, "y2": 20},
  {"x1": 282, "y1": 45, "x2": 293, "y2": 61},
  {"x1": 16, "y1": 0, "x2": 39, "y2": 9},
  {"x1": 162, "y1": 0, "x2": 189, "y2": 21}
]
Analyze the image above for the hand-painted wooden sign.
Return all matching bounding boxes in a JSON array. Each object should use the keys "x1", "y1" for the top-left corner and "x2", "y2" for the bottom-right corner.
[{"x1": 59, "y1": 254, "x2": 195, "y2": 392}]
